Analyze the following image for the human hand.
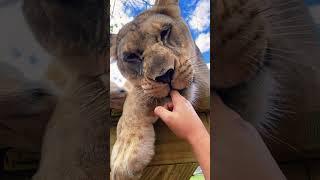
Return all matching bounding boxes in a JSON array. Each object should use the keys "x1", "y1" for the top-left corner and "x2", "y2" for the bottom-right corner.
[{"x1": 154, "y1": 90, "x2": 208, "y2": 144}]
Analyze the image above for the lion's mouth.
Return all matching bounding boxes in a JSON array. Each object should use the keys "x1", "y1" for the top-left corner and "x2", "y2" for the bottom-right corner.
[
  {"x1": 163, "y1": 82, "x2": 189, "y2": 98},
  {"x1": 164, "y1": 76, "x2": 194, "y2": 98},
  {"x1": 178, "y1": 88, "x2": 186, "y2": 94},
  {"x1": 141, "y1": 73, "x2": 194, "y2": 99}
]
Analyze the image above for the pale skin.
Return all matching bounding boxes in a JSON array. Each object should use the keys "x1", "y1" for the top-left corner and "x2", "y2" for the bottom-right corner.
[
  {"x1": 154, "y1": 90, "x2": 210, "y2": 180},
  {"x1": 155, "y1": 91, "x2": 286, "y2": 180},
  {"x1": 212, "y1": 94, "x2": 286, "y2": 180}
]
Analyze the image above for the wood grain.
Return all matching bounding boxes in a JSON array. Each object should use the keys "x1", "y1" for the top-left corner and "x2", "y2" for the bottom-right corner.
[{"x1": 110, "y1": 111, "x2": 210, "y2": 179}]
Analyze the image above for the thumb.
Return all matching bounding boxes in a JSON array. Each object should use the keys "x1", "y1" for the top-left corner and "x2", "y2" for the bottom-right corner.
[{"x1": 154, "y1": 106, "x2": 173, "y2": 123}]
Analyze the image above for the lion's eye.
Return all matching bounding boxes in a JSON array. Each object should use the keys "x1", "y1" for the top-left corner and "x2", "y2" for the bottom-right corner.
[
  {"x1": 160, "y1": 24, "x2": 172, "y2": 42},
  {"x1": 123, "y1": 53, "x2": 141, "y2": 63}
]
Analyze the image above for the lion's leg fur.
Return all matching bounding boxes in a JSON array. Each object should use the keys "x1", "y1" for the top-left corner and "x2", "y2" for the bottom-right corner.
[
  {"x1": 33, "y1": 76, "x2": 108, "y2": 180},
  {"x1": 0, "y1": 62, "x2": 57, "y2": 150},
  {"x1": 22, "y1": 0, "x2": 109, "y2": 179},
  {"x1": 109, "y1": 0, "x2": 210, "y2": 178},
  {"x1": 110, "y1": 88, "x2": 158, "y2": 180}
]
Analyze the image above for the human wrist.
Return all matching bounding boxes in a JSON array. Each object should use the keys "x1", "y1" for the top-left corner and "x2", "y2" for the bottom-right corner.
[{"x1": 187, "y1": 125, "x2": 209, "y2": 147}]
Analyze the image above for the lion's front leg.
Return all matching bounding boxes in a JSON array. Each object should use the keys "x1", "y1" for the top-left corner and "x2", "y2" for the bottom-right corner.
[
  {"x1": 110, "y1": 92, "x2": 158, "y2": 180},
  {"x1": 111, "y1": 120, "x2": 155, "y2": 179}
]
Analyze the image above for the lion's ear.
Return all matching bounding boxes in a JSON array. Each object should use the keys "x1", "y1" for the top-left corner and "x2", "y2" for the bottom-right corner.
[
  {"x1": 110, "y1": 34, "x2": 117, "y2": 63},
  {"x1": 154, "y1": 0, "x2": 180, "y2": 18}
]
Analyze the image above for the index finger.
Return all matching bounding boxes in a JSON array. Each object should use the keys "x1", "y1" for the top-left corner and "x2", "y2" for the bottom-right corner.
[{"x1": 170, "y1": 90, "x2": 185, "y2": 105}]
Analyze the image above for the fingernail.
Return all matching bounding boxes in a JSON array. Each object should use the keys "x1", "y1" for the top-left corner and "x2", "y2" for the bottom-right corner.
[{"x1": 154, "y1": 106, "x2": 160, "y2": 113}]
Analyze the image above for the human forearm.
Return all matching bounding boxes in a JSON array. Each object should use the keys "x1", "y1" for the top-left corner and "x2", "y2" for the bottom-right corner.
[
  {"x1": 213, "y1": 94, "x2": 286, "y2": 180},
  {"x1": 154, "y1": 91, "x2": 211, "y2": 179},
  {"x1": 189, "y1": 128, "x2": 210, "y2": 180}
]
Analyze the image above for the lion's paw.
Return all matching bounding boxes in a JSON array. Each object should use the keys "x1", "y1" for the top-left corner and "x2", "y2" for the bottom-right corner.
[{"x1": 110, "y1": 128, "x2": 155, "y2": 180}]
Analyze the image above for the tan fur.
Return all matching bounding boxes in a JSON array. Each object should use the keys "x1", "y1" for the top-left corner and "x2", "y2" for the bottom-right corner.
[
  {"x1": 110, "y1": 82, "x2": 127, "y2": 111},
  {"x1": 45, "y1": 61, "x2": 68, "y2": 90},
  {"x1": 9, "y1": 0, "x2": 209, "y2": 179},
  {"x1": 213, "y1": 0, "x2": 269, "y2": 88},
  {"x1": 0, "y1": 62, "x2": 57, "y2": 151},
  {"x1": 110, "y1": 0, "x2": 209, "y2": 179},
  {"x1": 22, "y1": 1, "x2": 109, "y2": 179},
  {"x1": 213, "y1": 0, "x2": 320, "y2": 165},
  {"x1": 23, "y1": 0, "x2": 107, "y2": 77}
]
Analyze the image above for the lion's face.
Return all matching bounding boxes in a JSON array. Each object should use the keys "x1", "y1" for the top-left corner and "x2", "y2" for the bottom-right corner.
[
  {"x1": 213, "y1": 0, "x2": 269, "y2": 89},
  {"x1": 23, "y1": 0, "x2": 107, "y2": 77},
  {"x1": 111, "y1": 1, "x2": 197, "y2": 98}
]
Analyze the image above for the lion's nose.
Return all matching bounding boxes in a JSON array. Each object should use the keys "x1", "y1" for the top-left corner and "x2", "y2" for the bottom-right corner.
[{"x1": 155, "y1": 69, "x2": 174, "y2": 84}]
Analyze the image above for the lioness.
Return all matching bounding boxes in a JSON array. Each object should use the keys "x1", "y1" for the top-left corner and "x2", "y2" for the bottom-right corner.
[
  {"x1": 110, "y1": 0, "x2": 209, "y2": 179},
  {"x1": 213, "y1": 0, "x2": 320, "y2": 177},
  {"x1": 0, "y1": 0, "x2": 208, "y2": 179},
  {"x1": 22, "y1": 0, "x2": 109, "y2": 179}
]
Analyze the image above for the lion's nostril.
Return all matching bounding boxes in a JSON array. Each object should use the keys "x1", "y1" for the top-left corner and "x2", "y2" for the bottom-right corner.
[{"x1": 155, "y1": 69, "x2": 174, "y2": 84}]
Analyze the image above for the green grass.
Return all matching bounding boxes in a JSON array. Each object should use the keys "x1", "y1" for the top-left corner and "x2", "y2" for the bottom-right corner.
[{"x1": 190, "y1": 174, "x2": 205, "y2": 180}]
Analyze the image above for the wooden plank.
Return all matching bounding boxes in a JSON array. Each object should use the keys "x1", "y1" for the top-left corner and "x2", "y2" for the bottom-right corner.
[
  {"x1": 141, "y1": 163, "x2": 198, "y2": 180},
  {"x1": 110, "y1": 112, "x2": 209, "y2": 178},
  {"x1": 110, "y1": 111, "x2": 209, "y2": 179},
  {"x1": 110, "y1": 113, "x2": 210, "y2": 166}
]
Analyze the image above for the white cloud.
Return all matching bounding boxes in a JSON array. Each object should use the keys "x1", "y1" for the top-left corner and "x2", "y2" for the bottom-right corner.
[
  {"x1": 188, "y1": 0, "x2": 210, "y2": 32},
  {"x1": 195, "y1": 32, "x2": 210, "y2": 53},
  {"x1": 207, "y1": 63, "x2": 210, "y2": 69},
  {"x1": 124, "y1": 0, "x2": 155, "y2": 9},
  {"x1": 110, "y1": 62, "x2": 127, "y2": 87},
  {"x1": 0, "y1": 1, "x2": 51, "y2": 80},
  {"x1": 110, "y1": 0, "x2": 155, "y2": 86},
  {"x1": 110, "y1": 0, "x2": 156, "y2": 34},
  {"x1": 110, "y1": 0, "x2": 210, "y2": 85},
  {"x1": 110, "y1": 0, "x2": 134, "y2": 34},
  {"x1": 309, "y1": 5, "x2": 320, "y2": 25}
]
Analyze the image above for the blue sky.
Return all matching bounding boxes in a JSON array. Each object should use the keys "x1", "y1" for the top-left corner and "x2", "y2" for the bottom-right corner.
[
  {"x1": 305, "y1": 0, "x2": 320, "y2": 33},
  {"x1": 110, "y1": 0, "x2": 210, "y2": 64},
  {"x1": 305, "y1": 0, "x2": 320, "y2": 6},
  {"x1": 0, "y1": 0, "x2": 319, "y2": 85}
]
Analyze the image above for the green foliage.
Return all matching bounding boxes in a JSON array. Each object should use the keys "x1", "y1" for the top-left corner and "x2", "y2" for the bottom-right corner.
[{"x1": 190, "y1": 175, "x2": 205, "y2": 180}]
